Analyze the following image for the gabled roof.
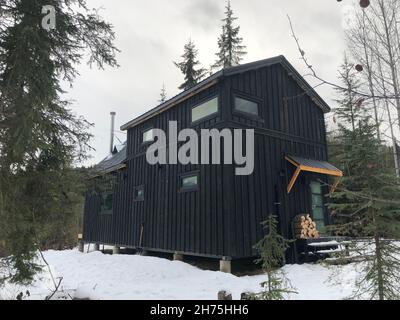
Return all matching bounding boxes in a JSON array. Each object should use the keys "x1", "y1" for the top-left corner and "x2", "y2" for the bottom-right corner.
[
  {"x1": 93, "y1": 145, "x2": 127, "y2": 175},
  {"x1": 121, "y1": 55, "x2": 331, "y2": 131}
]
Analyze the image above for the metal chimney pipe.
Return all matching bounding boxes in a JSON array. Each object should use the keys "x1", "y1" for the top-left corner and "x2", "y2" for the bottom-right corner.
[{"x1": 110, "y1": 111, "x2": 116, "y2": 154}]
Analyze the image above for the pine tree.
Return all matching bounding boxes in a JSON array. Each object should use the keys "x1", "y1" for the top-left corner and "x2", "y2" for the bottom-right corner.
[
  {"x1": 329, "y1": 120, "x2": 400, "y2": 299},
  {"x1": 0, "y1": 0, "x2": 118, "y2": 283},
  {"x1": 328, "y1": 58, "x2": 400, "y2": 300},
  {"x1": 251, "y1": 215, "x2": 297, "y2": 300},
  {"x1": 213, "y1": 0, "x2": 247, "y2": 69},
  {"x1": 174, "y1": 39, "x2": 206, "y2": 91},
  {"x1": 334, "y1": 55, "x2": 363, "y2": 132},
  {"x1": 159, "y1": 83, "x2": 167, "y2": 103}
]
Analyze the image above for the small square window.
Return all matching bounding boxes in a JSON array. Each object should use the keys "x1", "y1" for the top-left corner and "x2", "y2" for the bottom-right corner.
[
  {"x1": 134, "y1": 186, "x2": 145, "y2": 201},
  {"x1": 180, "y1": 173, "x2": 198, "y2": 192},
  {"x1": 143, "y1": 129, "x2": 154, "y2": 143},
  {"x1": 234, "y1": 96, "x2": 259, "y2": 116}
]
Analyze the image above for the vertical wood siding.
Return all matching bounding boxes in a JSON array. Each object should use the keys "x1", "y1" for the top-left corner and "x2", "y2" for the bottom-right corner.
[{"x1": 83, "y1": 63, "x2": 330, "y2": 261}]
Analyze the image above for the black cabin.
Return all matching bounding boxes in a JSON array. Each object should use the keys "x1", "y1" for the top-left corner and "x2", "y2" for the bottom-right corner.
[{"x1": 82, "y1": 55, "x2": 342, "y2": 264}]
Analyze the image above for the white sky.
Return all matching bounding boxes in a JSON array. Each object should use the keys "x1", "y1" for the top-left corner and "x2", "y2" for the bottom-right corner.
[{"x1": 64, "y1": 0, "x2": 360, "y2": 166}]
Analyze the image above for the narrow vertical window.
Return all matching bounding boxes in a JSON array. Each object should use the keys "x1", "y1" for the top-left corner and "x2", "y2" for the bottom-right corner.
[
  {"x1": 134, "y1": 185, "x2": 145, "y2": 201},
  {"x1": 310, "y1": 181, "x2": 325, "y2": 232},
  {"x1": 100, "y1": 192, "x2": 113, "y2": 215}
]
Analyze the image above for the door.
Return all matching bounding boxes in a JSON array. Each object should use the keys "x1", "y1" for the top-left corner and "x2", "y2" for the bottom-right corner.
[{"x1": 310, "y1": 181, "x2": 325, "y2": 233}]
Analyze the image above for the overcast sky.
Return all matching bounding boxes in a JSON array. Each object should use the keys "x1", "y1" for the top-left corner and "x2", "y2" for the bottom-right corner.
[{"x1": 65, "y1": 0, "x2": 358, "y2": 166}]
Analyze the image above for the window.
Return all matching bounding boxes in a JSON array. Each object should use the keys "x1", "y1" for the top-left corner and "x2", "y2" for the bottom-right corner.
[
  {"x1": 234, "y1": 96, "x2": 259, "y2": 116},
  {"x1": 310, "y1": 181, "x2": 325, "y2": 233},
  {"x1": 180, "y1": 173, "x2": 199, "y2": 192},
  {"x1": 100, "y1": 192, "x2": 113, "y2": 215},
  {"x1": 143, "y1": 128, "x2": 154, "y2": 143},
  {"x1": 191, "y1": 97, "x2": 218, "y2": 123},
  {"x1": 134, "y1": 185, "x2": 144, "y2": 201}
]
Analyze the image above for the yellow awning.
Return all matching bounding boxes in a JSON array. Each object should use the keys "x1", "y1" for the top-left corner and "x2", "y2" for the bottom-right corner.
[{"x1": 285, "y1": 155, "x2": 343, "y2": 194}]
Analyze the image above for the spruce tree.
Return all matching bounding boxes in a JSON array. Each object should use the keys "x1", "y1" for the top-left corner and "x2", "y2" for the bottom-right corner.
[
  {"x1": 328, "y1": 58, "x2": 400, "y2": 300},
  {"x1": 174, "y1": 39, "x2": 206, "y2": 91},
  {"x1": 159, "y1": 83, "x2": 167, "y2": 103},
  {"x1": 334, "y1": 55, "x2": 363, "y2": 132},
  {"x1": 329, "y1": 120, "x2": 400, "y2": 299},
  {"x1": 251, "y1": 215, "x2": 297, "y2": 300},
  {"x1": 0, "y1": 0, "x2": 118, "y2": 283},
  {"x1": 213, "y1": 0, "x2": 247, "y2": 69}
]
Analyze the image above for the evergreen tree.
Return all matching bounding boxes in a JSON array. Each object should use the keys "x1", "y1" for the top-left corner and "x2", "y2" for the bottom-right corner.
[
  {"x1": 159, "y1": 83, "x2": 167, "y2": 103},
  {"x1": 334, "y1": 55, "x2": 363, "y2": 132},
  {"x1": 251, "y1": 215, "x2": 297, "y2": 300},
  {"x1": 328, "y1": 57, "x2": 400, "y2": 300},
  {"x1": 174, "y1": 39, "x2": 206, "y2": 91},
  {"x1": 0, "y1": 0, "x2": 118, "y2": 283},
  {"x1": 329, "y1": 120, "x2": 400, "y2": 299},
  {"x1": 213, "y1": 0, "x2": 247, "y2": 69}
]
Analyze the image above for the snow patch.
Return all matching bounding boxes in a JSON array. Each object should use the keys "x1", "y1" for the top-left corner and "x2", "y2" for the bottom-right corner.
[{"x1": 1, "y1": 248, "x2": 358, "y2": 300}]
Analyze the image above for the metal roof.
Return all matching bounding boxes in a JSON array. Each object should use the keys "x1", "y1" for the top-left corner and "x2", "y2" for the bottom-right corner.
[
  {"x1": 93, "y1": 145, "x2": 127, "y2": 175},
  {"x1": 120, "y1": 55, "x2": 331, "y2": 131},
  {"x1": 287, "y1": 155, "x2": 341, "y2": 173}
]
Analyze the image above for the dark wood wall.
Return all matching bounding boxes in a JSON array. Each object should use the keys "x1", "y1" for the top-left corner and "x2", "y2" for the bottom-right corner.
[
  {"x1": 118, "y1": 83, "x2": 232, "y2": 257},
  {"x1": 83, "y1": 171, "x2": 127, "y2": 245},
  {"x1": 223, "y1": 64, "x2": 328, "y2": 258},
  {"x1": 83, "y1": 62, "x2": 329, "y2": 261}
]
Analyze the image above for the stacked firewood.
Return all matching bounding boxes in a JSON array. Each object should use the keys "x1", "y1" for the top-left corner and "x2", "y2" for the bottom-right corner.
[{"x1": 294, "y1": 214, "x2": 320, "y2": 239}]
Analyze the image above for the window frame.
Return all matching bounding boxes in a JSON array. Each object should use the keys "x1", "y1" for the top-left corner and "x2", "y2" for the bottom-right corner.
[
  {"x1": 133, "y1": 185, "x2": 145, "y2": 202},
  {"x1": 309, "y1": 180, "x2": 327, "y2": 231},
  {"x1": 190, "y1": 95, "x2": 220, "y2": 125},
  {"x1": 142, "y1": 127, "x2": 155, "y2": 145},
  {"x1": 179, "y1": 171, "x2": 199, "y2": 193},
  {"x1": 99, "y1": 191, "x2": 113, "y2": 215},
  {"x1": 232, "y1": 91, "x2": 263, "y2": 121}
]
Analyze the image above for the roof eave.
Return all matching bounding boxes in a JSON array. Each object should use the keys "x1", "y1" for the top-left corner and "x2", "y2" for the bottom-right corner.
[
  {"x1": 120, "y1": 55, "x2": 331, "y2": 131},
  {"x1": 279, "y1": 57, "x2": 331, "y2": 113},
  {"x1": 91, "y1": 163, "x2": 127, "y2": 178},
  {"x1": 120, "y1": 71, "x2": 223, "y2": 131}
]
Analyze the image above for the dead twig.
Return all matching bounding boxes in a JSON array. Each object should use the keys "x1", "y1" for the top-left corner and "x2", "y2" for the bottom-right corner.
[
  {"x1": 287, "y1": 14, "x2": 400, "y2": 101},
  {"x1": 45, "y1": 277, "x2": 63, "y2": 300}
]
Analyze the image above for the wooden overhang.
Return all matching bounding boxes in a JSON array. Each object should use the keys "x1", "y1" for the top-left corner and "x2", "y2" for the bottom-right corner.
[{"x1": 285, "y1": 155, "x2": 343, "y2": 194}]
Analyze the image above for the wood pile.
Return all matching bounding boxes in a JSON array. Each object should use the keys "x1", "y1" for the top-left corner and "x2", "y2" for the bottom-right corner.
[{"x1": 294, "y1": 214, "x2": 320, "y2": 239}]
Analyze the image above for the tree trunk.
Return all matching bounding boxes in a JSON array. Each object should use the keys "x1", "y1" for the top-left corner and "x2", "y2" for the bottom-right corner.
[
  {"x1": 374, "y1": 233, "x2": 385, "y2": 300},
  {"x1": 361, "y1": 11, "x2": 381, "y2": 141},
  {"x1": 378, "y1": 0, "x2": 400, "y2": 134},
  {"x1": 377, "y1": 56, "x2": 399, "y2": 176}
]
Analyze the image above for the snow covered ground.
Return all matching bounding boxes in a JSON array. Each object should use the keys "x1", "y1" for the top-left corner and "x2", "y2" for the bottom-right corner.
[{"x1": 0, "y1": 247, "x2": 358, "y2": 300}]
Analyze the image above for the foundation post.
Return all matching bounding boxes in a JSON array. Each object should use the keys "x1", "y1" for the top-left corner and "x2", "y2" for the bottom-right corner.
[
  {"x1": 112, "y1": 246, "x2": 120, "y2": 255},
  {"x1": 173, "y1": 252, "x2": 184, "y2": 261},
  {"x1": 78, "y1": 241, "x2": 84, "y2": 253},
  {"x1": 77, "y1": 234, "x2": 84, "y2": 253},
  {"x1": 93, "y1": 243, "x2": 100, "y2": 251},
  {"x1": 219, "y1": 256, "x2": 232, "y2": 273}
]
